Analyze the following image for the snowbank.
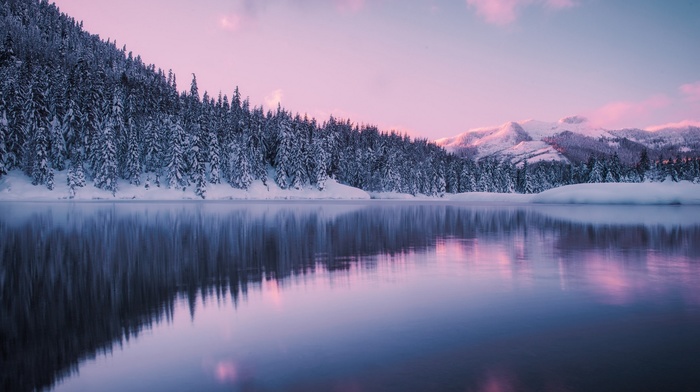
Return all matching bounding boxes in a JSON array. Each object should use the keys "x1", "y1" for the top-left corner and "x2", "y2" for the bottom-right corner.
[
  {"x1": 0, "y1": 170, "x2": 371, "y2": 201},
  {"x1": 3, "y1": 169, "x2": 700, "y2": 205},
  {"x1": 531, "y1": 181, "x2": 700, "y2": 205}
]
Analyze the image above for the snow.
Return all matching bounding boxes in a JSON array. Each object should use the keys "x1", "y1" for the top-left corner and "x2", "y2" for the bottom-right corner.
[
  {"x1": 0, "y1": 169, "x2": 371, "y2": 201},
  {"x1": 531, "y1": 181, "x2": 700, "y2": 205},
  {"x1": 435, "y1": 117, "x2": 616, "y2": 163},
  {"x1": 433, "y1": 117, "x2": 700, "y2": 165},
  {"x1": 2, "y1": 169, "x2": 700, "y2": 205}
]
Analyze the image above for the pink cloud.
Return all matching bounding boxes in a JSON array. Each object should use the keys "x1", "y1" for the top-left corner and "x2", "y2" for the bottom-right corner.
[
  {"x1": 218, "y1": 13, "x2": 245, "y2": 32},
  {"x1": 466, "y1": 0, "x2": 576, "y2": 25},
  {"x1": 645, "y1": 120, "x2": 700, "y2": 132},
  {"x1": 679, "y1": 81, "x2": 700, "y2": 101},
  {"x1": 588, "y1": 94, "x2": 672, "y2": 129},
  {"x1": 264, "y1": 89, "x2": 284, "y2": 108}
]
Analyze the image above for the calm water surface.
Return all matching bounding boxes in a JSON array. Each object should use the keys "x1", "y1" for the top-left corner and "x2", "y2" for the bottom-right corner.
[{"x1": 1, "y1": 202, "x2": 700, "y2": 392}]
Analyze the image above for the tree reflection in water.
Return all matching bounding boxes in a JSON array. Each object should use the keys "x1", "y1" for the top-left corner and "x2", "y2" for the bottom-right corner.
[{"x1": 1, "y1": 202, "x2": 699, "y2": 391}]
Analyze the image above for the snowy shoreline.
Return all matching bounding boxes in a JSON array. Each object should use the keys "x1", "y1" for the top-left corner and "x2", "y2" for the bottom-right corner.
[{"x1": 2, "y1": 169, "x2": 700, "y2": 205}]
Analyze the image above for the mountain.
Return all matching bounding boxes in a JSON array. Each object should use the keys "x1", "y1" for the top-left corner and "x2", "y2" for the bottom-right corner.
[{"x1": 435, "y1": 116, "x2": 700, "y2": 165}]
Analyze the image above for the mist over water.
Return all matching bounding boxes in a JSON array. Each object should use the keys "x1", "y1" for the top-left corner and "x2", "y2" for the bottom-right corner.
[{"x1": 2, "y1": 202, "x2": 699, "y2": 392}]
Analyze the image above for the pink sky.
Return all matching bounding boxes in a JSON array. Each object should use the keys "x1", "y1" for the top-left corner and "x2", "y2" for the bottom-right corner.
[{"x1": 52, "y1": 0, "x2": 700, "y2": 139}]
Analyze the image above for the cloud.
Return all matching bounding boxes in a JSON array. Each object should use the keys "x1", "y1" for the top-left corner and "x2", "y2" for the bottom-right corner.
[
  {"x1": 465, "y1": 0, "x2": 576, "y2": 25},
  {"x1": 587, "y1": 94, "x2": 672, "y2": 129},
  {"x1": 218, "y1": 13, "x2": 247, "y2": 32},
  {"x1": 218, "y1": 0, "x2": 365, "y2": 30},
  {"x1": 217, "y1": 0, "x2": 263, "y2": 32},
  {"x1": 264, "y1": 89, "x2": 284, "y2": 108},
  {"x1": 679, "y1": 81, "x2": 700, "y2": 101},
  {"x1": 645, "y1": 120, "x2": 700, "y2": 132}
]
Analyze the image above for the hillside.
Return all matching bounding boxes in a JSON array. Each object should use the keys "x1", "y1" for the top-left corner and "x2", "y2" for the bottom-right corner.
[{"x1": 435, "y1": 116, "x2": 700, "y2": 165}]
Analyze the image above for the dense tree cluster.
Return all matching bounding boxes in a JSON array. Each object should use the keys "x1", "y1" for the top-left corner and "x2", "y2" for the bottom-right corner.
[{"x1": 0, "y1": 0, "x2": 698, "y2": 198}]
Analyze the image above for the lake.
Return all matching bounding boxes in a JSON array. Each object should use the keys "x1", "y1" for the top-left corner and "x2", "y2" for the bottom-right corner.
[{"x1": 2, "y1": 201, "x2": 700, "y2": 392}]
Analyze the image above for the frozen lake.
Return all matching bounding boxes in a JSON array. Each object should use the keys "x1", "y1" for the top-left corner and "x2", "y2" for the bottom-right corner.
[{"x1": 2, "y1": 201, "x2": 700, "y2": 391}]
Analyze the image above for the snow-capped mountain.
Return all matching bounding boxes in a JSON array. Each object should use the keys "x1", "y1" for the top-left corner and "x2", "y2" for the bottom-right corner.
[{"x1": 435, "y1": 117, "x2": 700, "y2": 164}]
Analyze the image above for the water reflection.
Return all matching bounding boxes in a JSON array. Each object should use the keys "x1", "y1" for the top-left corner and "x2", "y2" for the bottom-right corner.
[{"x1": 1, "y1": 202, "x2": 699, "y2": 391}]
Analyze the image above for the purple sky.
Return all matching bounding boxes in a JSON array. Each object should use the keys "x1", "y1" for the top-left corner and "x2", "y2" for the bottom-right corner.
[{"x1": 52, "y1": 0, "x2": 700, "y2": 139}]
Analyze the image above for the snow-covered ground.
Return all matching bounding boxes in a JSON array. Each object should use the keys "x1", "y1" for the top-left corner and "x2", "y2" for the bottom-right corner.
[
  {"x1": 2, "y1": 169, "x2": 699, "y2": 205},
  {"x1": 531, "y1": 181, "x2": 700, "y2": 205},
  {"x1": 0, "y1": 170, "x2": 371, "y2": 201}
]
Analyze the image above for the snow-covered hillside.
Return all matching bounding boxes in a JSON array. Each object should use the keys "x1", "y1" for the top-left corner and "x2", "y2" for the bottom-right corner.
[{"x1": 435, "y1": 116, "x2": 699, "y2": 164}]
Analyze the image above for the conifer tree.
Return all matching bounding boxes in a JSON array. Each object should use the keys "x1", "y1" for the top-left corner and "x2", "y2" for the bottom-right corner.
[
  {"x1": 166, "y1": 115, "x2": 187, "y2": 189},
  {"x1": 0, "y1": 107, "x2": 9, "y2": 177}
]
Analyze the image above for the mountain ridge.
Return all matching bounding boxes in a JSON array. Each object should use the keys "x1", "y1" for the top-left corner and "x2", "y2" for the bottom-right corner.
[{"x1": 435, "y1": 117, "x2": 700, "y2": 165}]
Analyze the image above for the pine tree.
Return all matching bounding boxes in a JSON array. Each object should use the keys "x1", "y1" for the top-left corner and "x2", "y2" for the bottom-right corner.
[
  {"x1": 124, "y1": 117, "x2": 141, "y2": 185},
  {"x1": 191, "y1": 142, "x2": 207, "y2": 198},
  {"x1": 275, "y1": 114, "x2": 292, "y2": 189},
  {"x1": 93, "y1": 101, "x2": 119, "y2": 195},
  {"x1": 636, "y1": 148, "x2": 650, "y2": 181},
  {"x1": 312, "y1": 135, "x2": 329, "y2": 190},
  {"x1": 48, "y1": 114, "x2": 66, "y2": 171},
  {"x1": 229, "y1": 132, "x2": 253, "y2": 190},
  {"x1": 208, "y1": 123, "x2": 221, "y2": 184},
  {"x1": 588, "y1": 157, "x2": 604, "y2": 183},
  {"x1": 166, "y1": 116, "x2": 187, "y2": 189},
  {"x1": 27, "y1": 74, "x2": 53, "y2": 188},
  {"x1": 0, "y1": 108, "x2": 9, "y2": 177},
  {"x1": 523, "y1": 161, "x2": 534, "y2": 194}
]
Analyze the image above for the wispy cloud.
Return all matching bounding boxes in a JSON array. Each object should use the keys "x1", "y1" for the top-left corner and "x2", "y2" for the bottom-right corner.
[
  {"x1": 588, "y1": 94, "x2": 672, "y2": 129},
  {"x1": 646, "y1": 120, "x2": 700, "y2": 132},
  {"x1": 217, "y1": 0, "x2": 261, "y2": 33},
  {"x1": 466, "y1": 0, "x2": 577, "y2": 25},
  {"x1": 218, "y1": 13, "x2": 249, "y2": 32},
  {"x1": 265, "y1": 89, "x2": 284, "y2": 108},
  {"x1": 218, "y1": 0, "x2": 365, "y2": 32}
]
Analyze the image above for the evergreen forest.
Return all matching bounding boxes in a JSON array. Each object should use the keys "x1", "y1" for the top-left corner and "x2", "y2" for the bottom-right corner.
[{"x1": 1, "y1": 0, "x2": 699, "y2": 199}]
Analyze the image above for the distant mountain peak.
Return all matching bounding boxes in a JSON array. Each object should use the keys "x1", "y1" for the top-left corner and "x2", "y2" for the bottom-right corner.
[{"x1": 435, "y1": 118, "x2": 700, "y2": 164}]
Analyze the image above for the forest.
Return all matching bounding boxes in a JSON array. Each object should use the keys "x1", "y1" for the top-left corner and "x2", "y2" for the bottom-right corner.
[{"x1": 1, "y1": 0, "x2": 699, "y2": 199}]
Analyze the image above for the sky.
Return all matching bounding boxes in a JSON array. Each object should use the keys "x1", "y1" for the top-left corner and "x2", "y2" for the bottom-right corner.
[{"x1": 51, "y1": 0, "x2": 700, "y2": 139}]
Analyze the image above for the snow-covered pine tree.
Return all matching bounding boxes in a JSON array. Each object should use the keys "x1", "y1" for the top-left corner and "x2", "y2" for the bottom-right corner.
[
  {"x1": 636, "y1": 149, "x2": 650, "y2": 181},
  {"x1": 166, "y1": 115, "x2": 187, "y2": 189},
  {"x1": 588, "y1": 157, "x2": 605, "y2": 183},
  {"x1": 191, "y1": 142, "x2": 207, "y2": 198},
  {"x1": 27, "y1": 74, "x2": 53, "y2": 188},
  {"x1": 312, "y1": 133, "x2": 329, "y2": 190},
  {"x1": 275, "y1": 113, "x2": 292, "y2": 189},
  {"x1": 500, "y1": 161, "x2": 515, "y2": 193},
  {"x1": 124, "y1": 117, "x2": 141, "y2": 185},
  {"x1": 143, "y1": 114, "x2": 161, "y2": 174},
  {"x1": 0, "y1": 106, "x2": 9, "y2": 177},
  {"x1": 229, "y1": 132, "x2": 253, "y2": 190},
  {"x1": 289, "y1": 119, "x2": 308, "y2": 190},
  {"x1": 523, "y1": 161, "x2": 534, "y2": 194},
  {"x1": 122, "y1": 90, "x2": 141, "y2": 185},
  {"x1": 249, "y1": 106, "x2": 267, "y2": 186},
  {"x1": 92, "y1": 96, "x2": 119, "y2": 195},
  {"x1": 48, "y1": 114, "x2": 66, "y2": 171},
  {"x1": 206, "y1": 115, "x2": 221, "y2": 184}
]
